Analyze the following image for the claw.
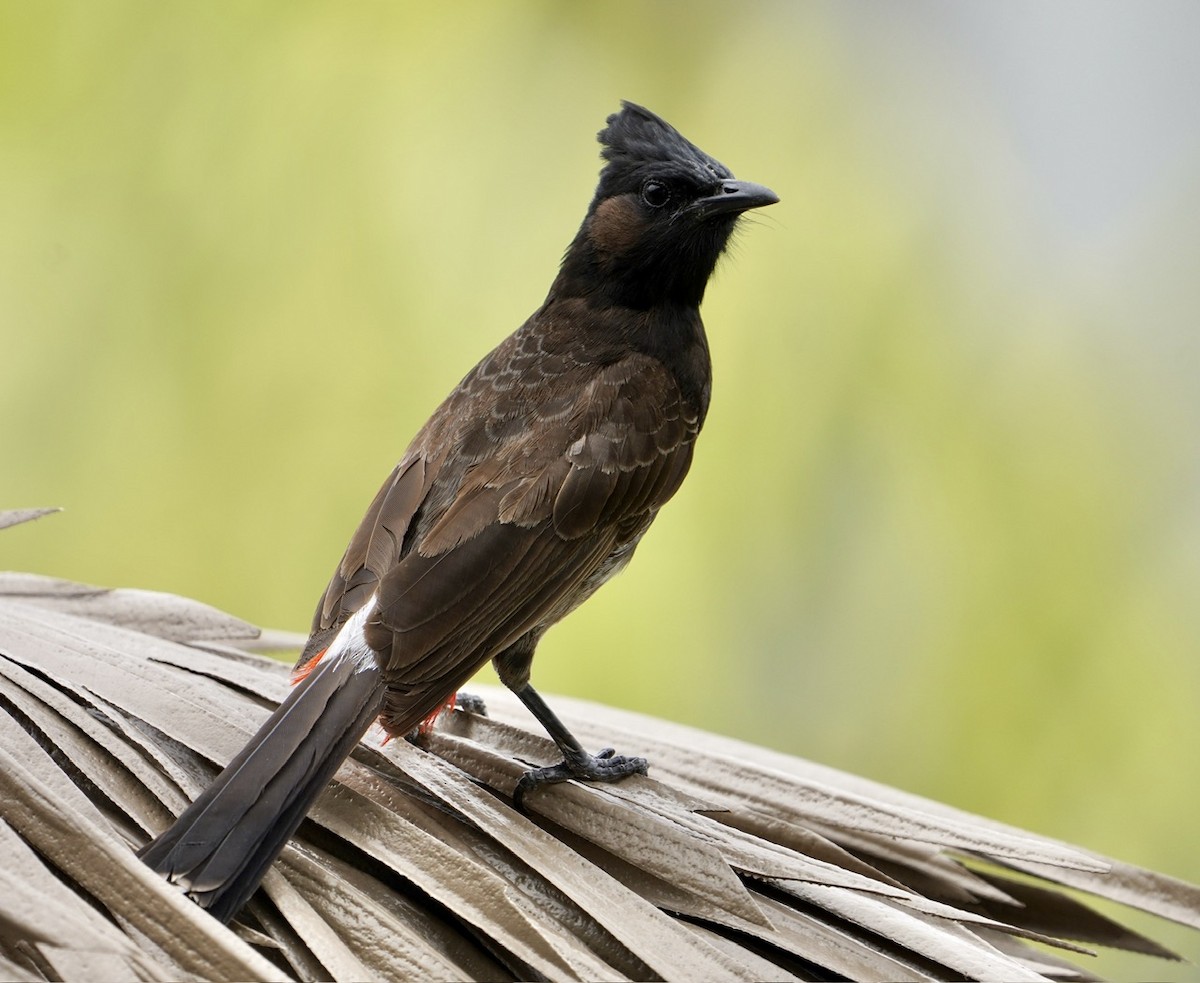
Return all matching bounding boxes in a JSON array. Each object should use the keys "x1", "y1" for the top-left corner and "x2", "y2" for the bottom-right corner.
[
  {"x1": 512, "y1": 749, "x2": 648, "y2": 812},
  {"x1": 454, "y1": 692, "x2": 489, "y2": 716}
]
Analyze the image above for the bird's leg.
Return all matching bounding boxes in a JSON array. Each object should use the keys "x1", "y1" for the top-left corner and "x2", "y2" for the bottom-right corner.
[
  {"x1": 510, "y1": 684, "x2": 648, "y2": 807},
  {"x1": 494, "y1": 638, "x2": 648, "y2": 809}
]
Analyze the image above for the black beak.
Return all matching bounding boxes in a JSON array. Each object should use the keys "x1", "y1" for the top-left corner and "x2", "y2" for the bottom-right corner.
[{"x1": 692, "y1": 180, "x2": 779, "y2": 221}]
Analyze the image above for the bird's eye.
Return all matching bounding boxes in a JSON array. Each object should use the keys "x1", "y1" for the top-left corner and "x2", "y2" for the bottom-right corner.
[{"x1": 641, "y1": 180, "x2": 670, "y2": 209}]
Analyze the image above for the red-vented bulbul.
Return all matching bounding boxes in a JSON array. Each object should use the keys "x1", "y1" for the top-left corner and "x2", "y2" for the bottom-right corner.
[{"x1": 140, "y1": 101, "x2": 778, "y2": 924}]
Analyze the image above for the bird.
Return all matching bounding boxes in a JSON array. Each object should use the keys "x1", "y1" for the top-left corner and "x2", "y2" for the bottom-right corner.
[{"x1": 139, "y1": 100, "x2": 778, "y2": 925}]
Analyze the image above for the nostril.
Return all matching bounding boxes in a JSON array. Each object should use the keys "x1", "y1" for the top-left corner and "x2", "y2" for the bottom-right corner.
[{"x1": 723, "y1": 183, "x2": 738, "y2": 194}]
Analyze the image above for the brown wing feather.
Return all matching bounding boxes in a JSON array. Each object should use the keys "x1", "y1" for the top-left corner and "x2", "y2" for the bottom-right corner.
[
  {"x1": 368, "y1": 522, "x2": 621, "y2": 735},
  {"x1": 299, "y1": 456, "x2": 429, "y2": 665},
  {"x1": 303, "y1": 336, "x2": 702, "y2": 726},
  {"x1": 552, "y1": 356, "x2": 695, "y2": 537},
  {"x1": 369, "y1": 353, "x2": 697, "y2": 702}
]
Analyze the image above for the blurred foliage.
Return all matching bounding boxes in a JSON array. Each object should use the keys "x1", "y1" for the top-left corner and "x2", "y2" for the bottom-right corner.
[{"x1": 2, "y1": 3, "x2": 1197, "y2": 975}]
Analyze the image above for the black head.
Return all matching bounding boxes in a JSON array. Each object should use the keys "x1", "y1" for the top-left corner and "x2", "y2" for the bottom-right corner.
[{"x1": 552, "y1": 101, "x2": 778, "y2": 309}]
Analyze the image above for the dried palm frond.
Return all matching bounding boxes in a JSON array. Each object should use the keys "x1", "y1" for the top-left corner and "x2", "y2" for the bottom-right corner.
[{"x1": 1, "y1": 508, "x2": 1196, "y2": 982}]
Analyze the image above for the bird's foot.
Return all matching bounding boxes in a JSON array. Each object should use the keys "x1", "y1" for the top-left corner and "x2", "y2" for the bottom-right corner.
[
  {"x1": 513, "y1": 746, "x2": 647, "y2": 811},
  {"x1": 454, "y1": 692, "x2": 488, "y2": 716}
]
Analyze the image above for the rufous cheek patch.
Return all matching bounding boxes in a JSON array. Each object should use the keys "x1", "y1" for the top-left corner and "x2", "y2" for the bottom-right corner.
[{"x1": 588, "y1": 195, "x2": 644, "y2": 256}]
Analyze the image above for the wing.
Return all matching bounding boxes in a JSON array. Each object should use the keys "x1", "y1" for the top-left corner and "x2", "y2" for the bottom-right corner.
[
  {"x1": 419, "y1": 351, "x2": 699, "y2": 547},
  {"x1": 372, "y1": 352, "x2": 699, "y2": 719},
  {"x1": 302, "y1": 330, "x2": 703, "y2": 731}
]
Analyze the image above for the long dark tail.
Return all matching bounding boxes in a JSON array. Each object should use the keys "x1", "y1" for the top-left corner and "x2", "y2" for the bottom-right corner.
[{"x1": 139, "y1": 648, "x2": 385, "y2": 924}]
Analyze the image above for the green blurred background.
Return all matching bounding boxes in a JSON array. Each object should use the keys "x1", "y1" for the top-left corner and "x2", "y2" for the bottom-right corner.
[{"x1": 3, "y1": 2, "x2": 1197, "y2": 975}]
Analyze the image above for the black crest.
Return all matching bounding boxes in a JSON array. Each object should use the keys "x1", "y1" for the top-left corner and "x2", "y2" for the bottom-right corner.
[{"x1": 593, "y1": 101, "x2": 731, "y2": 203}]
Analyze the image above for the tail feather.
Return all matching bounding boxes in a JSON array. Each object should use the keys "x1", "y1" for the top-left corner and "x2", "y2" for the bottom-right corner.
[{"x1": 139, "y1": 647, "x2": 384, "y2": 924}]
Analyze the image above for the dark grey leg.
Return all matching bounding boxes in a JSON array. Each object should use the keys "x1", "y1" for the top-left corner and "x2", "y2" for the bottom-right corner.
[{"x1": 493, "y1": 637, "x2": 648, "y2": 809}]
